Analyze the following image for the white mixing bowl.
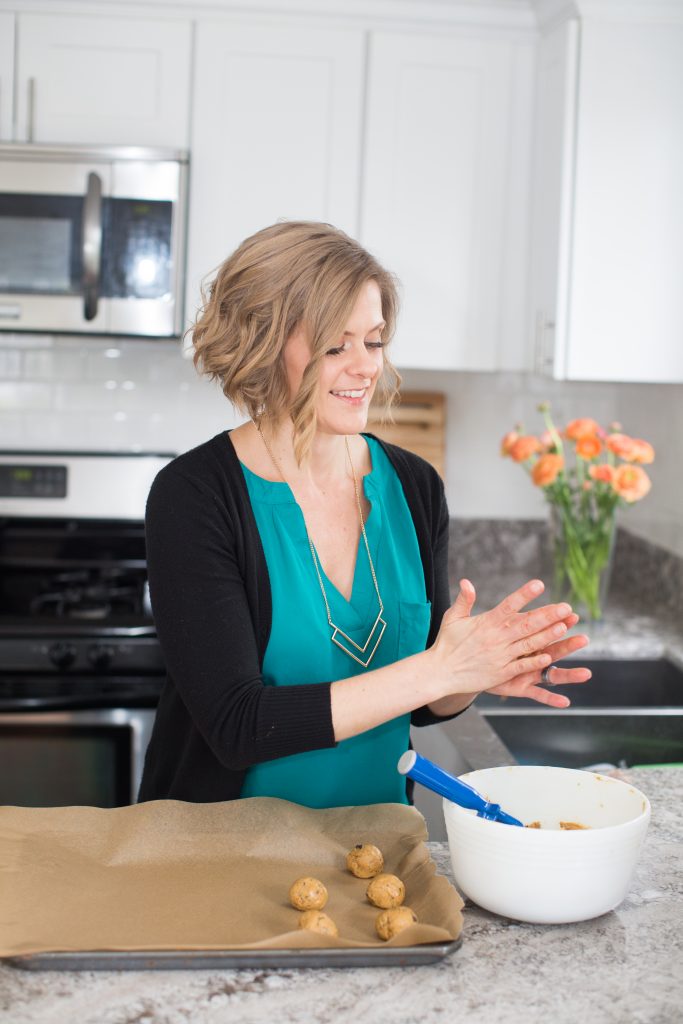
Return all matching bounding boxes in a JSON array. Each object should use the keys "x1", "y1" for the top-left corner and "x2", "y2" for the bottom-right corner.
[{"x1": 443, "y1": 765, "x2": 651, "y2": 924}]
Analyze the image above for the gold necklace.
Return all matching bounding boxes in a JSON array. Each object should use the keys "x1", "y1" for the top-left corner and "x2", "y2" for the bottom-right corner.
[{"x1": 256, "y1": 424, "x2": 386, "y2": 668}]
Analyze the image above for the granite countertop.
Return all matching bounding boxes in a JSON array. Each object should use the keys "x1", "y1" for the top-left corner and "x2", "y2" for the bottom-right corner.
[
  {"x1": 2, "y1": 767, "x2": 681, "y2": 1024},
  {"x1": 566, "y1": 599, "x2": 683, "y2": 669},
  {"x1": 466, "y1": 571, "x2": 683, "y2": 671}
]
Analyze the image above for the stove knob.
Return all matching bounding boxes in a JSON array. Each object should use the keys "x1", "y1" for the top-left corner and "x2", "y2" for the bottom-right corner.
[
  {"x1": 48, "y1": 642, "x2": 77, "y2": 670},
  {"x1": 87, "y1": 644, "x2": 115, "y2": 671}
]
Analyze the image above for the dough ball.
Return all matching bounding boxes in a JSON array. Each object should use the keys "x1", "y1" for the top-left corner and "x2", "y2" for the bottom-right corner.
[
  {"x1": 288, "y1": 876, "x2": 328, "y2": 911},
  {"x1": 366, "y1": 873, "x2": 405, "y2": 909},
  {"x1": 375, "y1": 906, "x2": 418, "y2": 941},
  {"x1": 298, "y1": 910, "x2": 339, "y2": 937},
  {"x1": 345, "y1": 843, "x2": 384, "y2": 878}
]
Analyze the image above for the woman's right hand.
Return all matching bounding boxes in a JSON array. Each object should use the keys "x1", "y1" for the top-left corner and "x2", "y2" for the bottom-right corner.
[{"x1": 428, "y1": 578, "x2": 577, "y2": 699}]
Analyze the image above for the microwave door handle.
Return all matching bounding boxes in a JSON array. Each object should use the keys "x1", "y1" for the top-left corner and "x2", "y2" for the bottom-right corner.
[{"x1": 82, "y1": 171, "x2": 103, "y2": 321}]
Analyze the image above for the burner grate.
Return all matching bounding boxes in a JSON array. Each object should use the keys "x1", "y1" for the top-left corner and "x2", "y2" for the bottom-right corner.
[{"x1": 28, "y1": 568, "x2": 144, "y2": 620}]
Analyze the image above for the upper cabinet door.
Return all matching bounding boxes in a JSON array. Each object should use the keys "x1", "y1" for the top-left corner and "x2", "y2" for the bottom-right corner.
[
  {"x1": 529, "y1": 19, "x2": 579, "y2": 378},
  {"x1": 567, "y1": 18, "x2": 683, "y2": 383},
  {"x1": 185, "y1": 20, "x2": 364, "y2": 333},
  {"x1": 0, "y1": 13, "x2": 14, "y2": 143},
  {"x1": 15, "y1": 14, "x2": 192, "y2": 147},
  {"x1": 360, "y1": 31, "x2": 534, "y2": 371}
]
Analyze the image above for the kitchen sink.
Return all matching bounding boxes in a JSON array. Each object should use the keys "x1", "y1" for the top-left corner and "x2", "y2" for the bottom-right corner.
[{"x1": 475, "y1": 658, "x2": 683, "y2": 769}]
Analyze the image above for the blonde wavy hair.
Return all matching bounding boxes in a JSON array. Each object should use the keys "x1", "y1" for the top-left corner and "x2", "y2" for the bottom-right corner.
[{"x1": 191, "y1": 221, "x2": 401, "y2": 463}]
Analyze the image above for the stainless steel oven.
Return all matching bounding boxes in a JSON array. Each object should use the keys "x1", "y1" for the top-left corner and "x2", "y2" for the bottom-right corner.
[
  {"x1": 0, "y1": 451, "x2": 173, "y2": 808},
  {"x1": 0, "y1": 144, "x2": 188, "y2": 338},
  {"x1": 0, "y1": 710, "x2": 155, "y2": 808}
]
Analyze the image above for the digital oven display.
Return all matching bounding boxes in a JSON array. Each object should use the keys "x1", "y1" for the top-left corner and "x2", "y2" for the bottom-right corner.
[{"x1": 0, "y1": 464, "x2": 67, "y2": 498}]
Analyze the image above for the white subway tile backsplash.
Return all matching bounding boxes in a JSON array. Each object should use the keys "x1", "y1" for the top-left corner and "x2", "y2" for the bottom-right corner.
[
  {"x1": 0, "y1": 350, "x2": 22, "y2": 379},
  {"x1": 0, "y1": 382, "x2": 52, "y2": 411},
  {"x1": 0, "y1": 333, "x2": 54, "y2": 350},
  {"x1": 0, "y1": 414, "x2": 25, "y2": 446},
  {"x1": 52, "y1": 382, "x2": 118, "y2": 413},
  {"x1": 0, "y1": 335, "x2": 680, "y2": 555},
  {"x1": 23, "y1": 349, "x2": 85, "y2": 381}
]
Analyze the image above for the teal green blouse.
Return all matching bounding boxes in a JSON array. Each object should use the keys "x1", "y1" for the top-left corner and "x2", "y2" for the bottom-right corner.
[{"x1": 239, "y1": 435, "x2": 431, "y2": 808}]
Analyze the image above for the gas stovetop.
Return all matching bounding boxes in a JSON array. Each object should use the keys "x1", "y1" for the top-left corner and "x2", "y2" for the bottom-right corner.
[{"x1": 0, "y1": 452, "x2": 175, "y2": 678}]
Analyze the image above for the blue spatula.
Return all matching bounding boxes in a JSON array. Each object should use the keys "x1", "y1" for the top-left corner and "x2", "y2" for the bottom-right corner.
[{"x1": 398, "y1": 750, "x2": 524, "y2": 827}]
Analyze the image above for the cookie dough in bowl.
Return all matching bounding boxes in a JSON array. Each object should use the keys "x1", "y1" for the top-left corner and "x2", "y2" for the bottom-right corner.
[{"x1": 443, "y1": 765, "x2": 650, "y2": 924}]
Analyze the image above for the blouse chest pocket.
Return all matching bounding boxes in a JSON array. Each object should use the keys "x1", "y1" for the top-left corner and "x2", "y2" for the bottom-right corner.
[{"x1": 397, "y1": 600, "x2": 432, "y2": 660}]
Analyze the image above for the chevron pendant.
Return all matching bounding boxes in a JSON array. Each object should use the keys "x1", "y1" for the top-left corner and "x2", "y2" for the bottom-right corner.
[{"x1": 330, "y1": 610, "x2": 387, "y2": 668}]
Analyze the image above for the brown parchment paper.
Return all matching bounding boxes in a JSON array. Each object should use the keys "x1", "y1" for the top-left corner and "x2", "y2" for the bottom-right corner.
[{"x1": 0, "y1": 797, "x2": 464, "y2": 956}]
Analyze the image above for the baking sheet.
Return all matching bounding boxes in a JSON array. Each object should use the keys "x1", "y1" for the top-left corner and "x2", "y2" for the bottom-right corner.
[
  {"x1": 0, "y1": 797, "x2": 464, "y2": 962},
  {"x1": 7, "y1": 939, "x2": 463, "y2": 971}
]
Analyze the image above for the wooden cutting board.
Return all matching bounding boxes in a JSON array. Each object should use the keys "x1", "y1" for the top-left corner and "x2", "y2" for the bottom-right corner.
[{"x1": 367, "y1": 390, "x2": 446, "y2": 479}]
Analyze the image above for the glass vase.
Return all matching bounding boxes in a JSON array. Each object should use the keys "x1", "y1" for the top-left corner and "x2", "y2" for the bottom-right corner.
[{"x1": 549, "y1": 507, "x2": 617, "y2": 621}]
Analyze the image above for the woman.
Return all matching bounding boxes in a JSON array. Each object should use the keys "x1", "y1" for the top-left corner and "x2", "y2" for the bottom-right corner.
[{"x1": 138, "y1": 221, "x2": 590, "y2": 806}]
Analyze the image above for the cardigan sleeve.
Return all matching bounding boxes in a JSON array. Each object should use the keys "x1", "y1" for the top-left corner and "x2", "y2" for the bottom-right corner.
[
  {"x1": 409, "y1": 468, "x2": 465, "y2": 728},
  {"x1": 145, "y1": 465, "x2": 337, "y2": 772}
]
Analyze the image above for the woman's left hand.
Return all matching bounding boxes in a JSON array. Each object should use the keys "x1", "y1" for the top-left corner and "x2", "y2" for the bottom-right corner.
[{"x1": 486, "y1": 611, "x2": 591, "y2": 708}]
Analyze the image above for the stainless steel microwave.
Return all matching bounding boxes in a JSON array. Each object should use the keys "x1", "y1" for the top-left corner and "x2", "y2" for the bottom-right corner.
[{"x1": 0, "y1": 144, "x2": 188, "y2": 338}]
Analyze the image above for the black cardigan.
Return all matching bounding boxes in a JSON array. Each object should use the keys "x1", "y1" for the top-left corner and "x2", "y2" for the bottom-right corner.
[{"x1": 138, "y1": 431, "x2": 454, "y2": 803}]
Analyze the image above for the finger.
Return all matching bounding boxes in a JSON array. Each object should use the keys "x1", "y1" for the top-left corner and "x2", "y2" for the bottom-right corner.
[
  {"x1": 491, "y1": 579, "x2": 545, "y2": 621},
  {"x1": 510, "y1": 619, "x2": 570, "y2": 659},
  {"x1": 508, "y1": 602, "x2": 573, "y2": 643},
  {"x1": 541, "y1": 633, "x2": 590, "y2": 662},
  {"x1": 521, "y1": 685, "x2": 572, "y2": 709},
  {"x1": 490, "y1": 673, "x2": 571, "y2": 708},
  {"x1": 501, "y1": 650, "x2": 552, "y2": 681},
  {"x1": 543, "y1": 666, "x2": 592, "y2": 686},
  {"x1": 451, "y1": 578, "x2": 476, "y2": 618}
]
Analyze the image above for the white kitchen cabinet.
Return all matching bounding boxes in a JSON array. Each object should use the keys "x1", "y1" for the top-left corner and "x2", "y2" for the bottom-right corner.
[
  {"x1": 360, "y1": 30, "x2": 535, "y2": 372},
  {"x1": 529, "y1": 18, "x2": 579, "y2": 378},
  {"x1": 531, "y1": 12, "x2": 683, "y2": 383},
  {"x1": 0, "y1": 12, "x2": 14, "y2": 142},
  {"x1": 184, "y1": 20, "x2": 365, "y2": 336},
  {"x1": 14, "y1": 13, "x2": 192, "y2": 147}
]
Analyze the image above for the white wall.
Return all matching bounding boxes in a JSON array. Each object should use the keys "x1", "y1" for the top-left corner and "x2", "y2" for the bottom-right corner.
[
  {"x1": 0, "y1": 335, "x2": 237, "y2": 456},
  {"x1": 614, "y1": 381, "x2": 683, "y2": 557},
  {"x1": 400, "y1": 366, "x2": 683, "y2": 558},
  {"x1": 1, "y1": 335, "x2": 680, "y2": 557}
]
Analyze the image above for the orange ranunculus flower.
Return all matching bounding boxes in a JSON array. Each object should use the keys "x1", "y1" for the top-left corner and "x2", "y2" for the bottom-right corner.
[
  {"x1": 630, "y1": 439, "x2": 655, "y2": 464},
  {"x1": 589, "y1": 464, "x2": 615, "y2": 484},
  {"x1": 565, "y1": 417, "x2": 600, "y2": 440},
  {"x1": 575, "y1": 435, "x2": 602, "y2": 460},
  {"x1": 531, "y1": 453, "x2": 564, "y2": 487},
  {"x1": 612, "y1": 465, "x2": 652, "y2": 503},
  {"x1": 606, "y1": 432, "x2": 636, "y2": 460},
  {"x1": 539, "y1": 429, "x2": 555, "y2": 451},
  {"x1": 509, "y1": 435, "x2": 542, "y2": 463},
  {"x1": 500, "y1": 430, "x2": 519, "y2": 456}
]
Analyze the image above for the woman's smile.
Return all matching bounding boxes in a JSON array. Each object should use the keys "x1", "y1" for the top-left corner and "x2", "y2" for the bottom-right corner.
[{"x1": 330, "y1": 386, "x2": 370, "y2": 405}]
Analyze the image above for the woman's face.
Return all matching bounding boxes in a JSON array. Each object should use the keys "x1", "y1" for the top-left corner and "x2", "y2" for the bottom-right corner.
[{"x1": 283, "y1": 278, "x2": 386, "y2": 436}]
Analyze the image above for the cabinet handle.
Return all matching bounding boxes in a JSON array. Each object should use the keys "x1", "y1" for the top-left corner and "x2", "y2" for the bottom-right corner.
[
  {"x1": 82, "y1": 171, "x2": 103, "y2": 321},
  {"x1": 27, "y1": 77, "x2": 36, "y2": 142},
  {"x1": 534, "y1": 310, "x2": 556, "y2": 374}
]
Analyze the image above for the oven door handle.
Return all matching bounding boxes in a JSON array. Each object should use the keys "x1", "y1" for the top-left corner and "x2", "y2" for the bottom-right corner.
[{"x1": 82, "y1": 171, "x2": 103, "y2": 321}]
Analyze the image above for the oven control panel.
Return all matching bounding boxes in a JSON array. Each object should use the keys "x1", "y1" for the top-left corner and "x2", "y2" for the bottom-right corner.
[
  {"x1": 0, "y1": 452, "x2": 173, "y2": 519},
  {"x1": 0, "y1": 464, "x2": 67, "y2": 498},
  {"x1": 0, "y1": 636, "x2": 165, "y2": 674}
]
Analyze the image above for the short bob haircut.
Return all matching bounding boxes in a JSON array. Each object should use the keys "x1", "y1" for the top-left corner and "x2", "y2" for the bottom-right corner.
[{"x1": 191, "y1": 220, "x2": 401, "y2": 464}]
